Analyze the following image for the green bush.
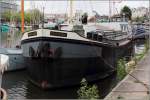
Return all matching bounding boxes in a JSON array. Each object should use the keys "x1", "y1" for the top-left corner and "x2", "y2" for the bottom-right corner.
[
  {"x1": 77, "y1": 78, "x2": 100, "y2": 99},
  {"x1": 117, "y1": 39, "x2": 150, "y2": 81},
  {"x1": 144, "y1": 39, "x2": 149, "y2": 53},
  {"x1": 117, "y1": 59, "x2": 127, "y2": 81}
]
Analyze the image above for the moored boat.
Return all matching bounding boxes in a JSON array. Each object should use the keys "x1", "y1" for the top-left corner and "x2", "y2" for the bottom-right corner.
[
  {"x1": 21, "y1": 21, "x2": 133, "y2": 89},
  {"x1": 0, "y1": 88, "x2": 7, "y2": 100},
  {"x1": 0, "y1": 48, "x2": 26, "y2": 72},
  {"x1": 0, "y1": 54, "x2": 8, "y2": 99},
  {"x1": 132, "y1": 23, "x2": 149, "y2": 40}
]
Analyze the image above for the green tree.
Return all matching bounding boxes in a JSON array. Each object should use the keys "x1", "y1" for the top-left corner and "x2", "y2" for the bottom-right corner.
[
  {"x1": 1, "y1": 9, "x2": 43, "y2": 25},
  {"x1": 13, "y1": 12, "x2": 21, "y2": 22},
  {"x1": 26, "y1": 9, "x2": 43, "y2": 25},
  {"x1": 1, "y1": 10, "x2": 21, "y2": 23},
  {"x1": 24, "y1": 12, "x2": 31, "y2": 25},
  {"x1": 1, "y1": 10, "x2": 12, "y2": 22},
  {"x1": 121, "y1": 6, "x2": 132, "y2": 20},
  {"x1": 133, "y1": 16, "x2": 145, "y2": 23}
]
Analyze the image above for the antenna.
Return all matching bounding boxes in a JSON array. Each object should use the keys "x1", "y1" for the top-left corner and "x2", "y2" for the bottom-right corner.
[
  {"x1": 113, "y1": 0, "x2": 115, "y2": 15},
  {"x1": 115, "y1": 8, "x2": 119, "y2": 15},
  {"x1": 70, "y1": 0, "x2": 73, "y2": 23},
  {"x1": 109, "y1": 0, "x2": 112, "y2": 21}
]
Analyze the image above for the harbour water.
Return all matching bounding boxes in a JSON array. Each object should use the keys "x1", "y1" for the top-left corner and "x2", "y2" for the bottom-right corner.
[
  {"x1": 1, "y1": 39, "x2": 146, "y2": 99},
  {"x1": 2, "y1": 70, "x2": 118, "y2": 99}
]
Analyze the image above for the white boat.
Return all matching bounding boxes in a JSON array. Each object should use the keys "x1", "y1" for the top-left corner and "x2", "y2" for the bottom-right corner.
[
  {"x1": 0, "y1": 54, "x2": 8, "y2": 99},
  {"x1": 0, "y1": 48, "x2": 26, "y2": 72},
  {"x1": 0, "y1": 54, "x2": 9, "y2": 86}
]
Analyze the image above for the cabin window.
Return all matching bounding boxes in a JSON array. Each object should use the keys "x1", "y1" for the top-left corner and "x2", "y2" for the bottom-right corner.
[
  {"x1": 87, "y1": 32, "x2": 98, "y2": 40},
  {"x1": 121, "y1": 24, "x2": 128, "y2": 32},
  {"x1": 50, "y1": 31, "x2": 67, "y2": 37},
  {"x1": 28, "y1": 31, "x2": 37, "y2": 37},
  {"x1": 87, "y1": 32, "x2": 93, "y2": 39},
  {"x1": 93, "y1": 32, "x2": 98, "y2": 40}
]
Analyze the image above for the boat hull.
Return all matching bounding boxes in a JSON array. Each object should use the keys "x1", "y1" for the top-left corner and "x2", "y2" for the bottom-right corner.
[
  {"x1": 21, "y1": 37, "x2": 133, "y2": 88},
  {"x1": 0, "y1": 48, "x2": 26, "y2": 72}
]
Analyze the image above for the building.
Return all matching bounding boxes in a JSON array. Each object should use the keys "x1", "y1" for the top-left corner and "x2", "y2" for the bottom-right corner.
[
  {"x1": 88, "y1": 15, "x2": 109, "y2": 23},
  {"x1": 0, "y1": 0, "x2": 18, "y2": 13},
  {"x1": 132, "y1": 7, "x2": 149, "y2": 18},
  {"x1": 0, "y1": 0, "x2": 19, "y2": 22},
  {"x1": 44, "y1": 13, "x2": 68, "y2": 23}
]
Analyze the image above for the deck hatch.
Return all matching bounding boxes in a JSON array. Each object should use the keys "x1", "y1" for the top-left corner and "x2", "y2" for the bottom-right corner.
[
  {"x1": 28, "y1": 31, "x2": 37, "y2": 37},
  {"x1": 50, "y1": 31, "x2": 67, "y2": 37}
]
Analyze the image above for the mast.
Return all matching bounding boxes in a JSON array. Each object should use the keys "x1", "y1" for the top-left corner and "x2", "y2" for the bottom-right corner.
[
  {"x1": 148, "y1": 0, "x2": 150, "y2": 47},
  {"x1": 21, "y1": 0, "x2": 24, "y2": 32},
  {"x1": 113, "y1": 0, "x2": 115, "y2": 15},
  {"x1": 42, "y1": 7, "x2": 45, "y2": 28},
  {"x1": 109, "y1": 0, "x2": 112, "y2": 21},
  {"x1": 70, "y1": 0, "x2": 73, "y2": 23}
]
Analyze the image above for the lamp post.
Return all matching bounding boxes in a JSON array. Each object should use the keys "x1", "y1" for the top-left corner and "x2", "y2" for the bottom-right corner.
[{"x1": 21, "y1": 0, "x2": 24, "y2": 33}]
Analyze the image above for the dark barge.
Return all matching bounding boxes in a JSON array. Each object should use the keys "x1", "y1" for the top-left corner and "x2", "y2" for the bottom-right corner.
[{"x1": 21, "y1": 23, "x2": 133, "y2": 89}]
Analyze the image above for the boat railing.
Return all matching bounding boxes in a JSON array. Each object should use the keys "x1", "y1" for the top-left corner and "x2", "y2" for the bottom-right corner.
[
  {"x1": 104, "y1": 31, "x2": 128, "y2": 39},
  {"x1": 86, "y1": 30, "x2": 129, "y2": 42}
]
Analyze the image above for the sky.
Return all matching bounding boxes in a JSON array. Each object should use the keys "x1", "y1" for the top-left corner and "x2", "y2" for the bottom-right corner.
[{"x1": 17, "y1": 0, "x2": 149, "y2": 16}]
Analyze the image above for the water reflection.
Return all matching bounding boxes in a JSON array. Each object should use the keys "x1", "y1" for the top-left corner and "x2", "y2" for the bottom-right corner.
[
  {"x1": 2, "y1": 71, "x2": 28, "y2": 99},
  {"x1": 2, "y1": 70, "x2": 117, "y2": 99}
]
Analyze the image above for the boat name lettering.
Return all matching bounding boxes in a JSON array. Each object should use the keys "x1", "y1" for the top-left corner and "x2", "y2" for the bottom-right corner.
[
  {"x1": 50, "y1": 31, "x2": 67, "y2": 37},
  {"x1": 28, "y1": 31, "x2": 37, "y2": 37}
]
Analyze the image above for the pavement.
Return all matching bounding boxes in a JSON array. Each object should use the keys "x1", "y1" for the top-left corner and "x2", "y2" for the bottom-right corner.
[{"x1": 104, "y1": 50, "x2": 150, "y2": 100}]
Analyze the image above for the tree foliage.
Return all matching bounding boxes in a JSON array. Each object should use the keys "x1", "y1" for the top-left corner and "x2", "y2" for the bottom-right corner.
[
  {"x1": 1, "y1": 10, "x2": 12, "y2": 22},
  {"x1": 26, "y1": 8, "x2": 43, "y2": 24},
  {"x1": 1, "y1": 9, "x2": 43, "y2": 25},
  {"x1": 133, "y1": 16, "x2": 145, "y2": 23},
  {"x1": 121, "y1": 6, "x2": 132, "y2": 20}
]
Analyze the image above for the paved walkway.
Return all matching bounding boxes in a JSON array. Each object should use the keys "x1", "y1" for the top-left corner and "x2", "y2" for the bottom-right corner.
[{"x1": 104, "y1": 50, "x2": 150, "y2": 100}]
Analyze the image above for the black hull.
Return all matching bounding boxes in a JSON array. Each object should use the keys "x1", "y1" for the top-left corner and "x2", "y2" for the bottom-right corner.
[
  {"x1": 25, "y1": 57, "x2": 115, "y2": 88},
  {"x1": 21, "y1": 37, "x2": 133, "y2": 89}
]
